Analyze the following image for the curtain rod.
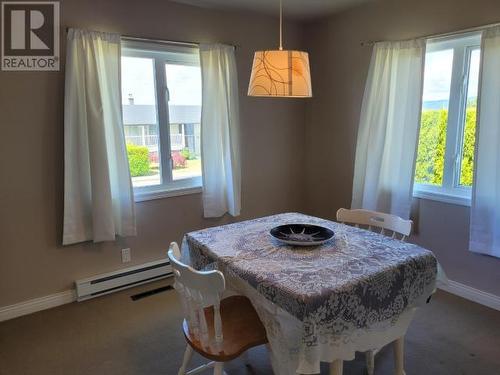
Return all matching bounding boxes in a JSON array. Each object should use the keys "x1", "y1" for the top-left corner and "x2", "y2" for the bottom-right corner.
[
  {"x1": 121, "y1": 35, "x2": 199, "y2": 48},
  {"x1": 360, "y1": 20, "x2": 500, "y2": 46},
  {"x1": 65, "y1": 28, "x2": 238, "y2": 49}
]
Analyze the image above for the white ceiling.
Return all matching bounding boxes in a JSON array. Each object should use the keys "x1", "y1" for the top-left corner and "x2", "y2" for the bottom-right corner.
[{"x1": 171, "y1": 0, "x2": 372, "y2": 19}]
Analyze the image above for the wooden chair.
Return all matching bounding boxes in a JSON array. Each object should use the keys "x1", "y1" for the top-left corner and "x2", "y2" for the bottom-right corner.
[
  {"x1": 168, "y1": 242, "x2": 268, "y2": 375},
  {"x1": 336, "y1": 208, "x2": 412, "y2": 375}
]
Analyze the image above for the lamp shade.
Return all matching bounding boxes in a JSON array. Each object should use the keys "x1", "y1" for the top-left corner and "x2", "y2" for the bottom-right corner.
[{"x1": 248, "y1": 50, "x2": 312, "y2": 98}]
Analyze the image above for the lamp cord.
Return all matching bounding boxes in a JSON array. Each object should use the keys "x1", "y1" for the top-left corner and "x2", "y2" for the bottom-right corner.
[{"x1": 279, "y1": 0, "x2": 283, "y2": 50}]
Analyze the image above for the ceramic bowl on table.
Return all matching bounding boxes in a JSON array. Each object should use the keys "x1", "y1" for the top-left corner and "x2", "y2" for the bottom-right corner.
[{"x1": 270, "y1": 224, "x2": 334, "y2": 246}]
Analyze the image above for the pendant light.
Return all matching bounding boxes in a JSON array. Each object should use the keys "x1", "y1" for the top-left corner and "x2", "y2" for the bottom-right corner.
[{"x1": 248, "y1": 0, "x2": 312, "y2": 98}]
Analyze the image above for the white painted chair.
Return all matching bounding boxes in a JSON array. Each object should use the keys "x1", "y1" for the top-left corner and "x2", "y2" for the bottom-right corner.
[
  {"x1": 336, "y1": 208, "x2": 412, "y2": 375},
  {"x1": 168, "y1": 242, "x2": 268, "y2": 375},
  {"x1": 336, "y1": 208, "x2": 412, "y2": 240}
]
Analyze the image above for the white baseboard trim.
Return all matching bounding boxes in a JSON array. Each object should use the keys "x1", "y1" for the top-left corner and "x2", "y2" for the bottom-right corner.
[
  {"x1": 438, "y1": 279, "x2": 500, "y2": 311},
  {"x1": 0, "y1": 290, "x2": 76, "y2": 322}
]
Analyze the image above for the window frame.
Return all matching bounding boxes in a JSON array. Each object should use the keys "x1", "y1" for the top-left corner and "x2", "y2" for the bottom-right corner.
[
  {"x1": 413, "y1": 33, "x2": 481, "y2": 206},
  {"x1": 121, "y1": 40, "x2": 202, "y2": 201}
]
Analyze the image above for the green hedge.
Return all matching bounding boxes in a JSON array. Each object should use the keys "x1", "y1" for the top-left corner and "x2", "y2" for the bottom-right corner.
[
  {"x1": 126, "y1": 144, "x2": 150, "y2": 177},
  {"x1": 415, "y1": 108, "x2": 476, "y2": 187},
  {"x1": 460, "y1": 108, "x2": 476, "y2": 186}
]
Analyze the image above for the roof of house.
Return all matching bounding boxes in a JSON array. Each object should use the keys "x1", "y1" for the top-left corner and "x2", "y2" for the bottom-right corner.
[{"x1": 122, "y1": 104, "x2": 201, "y2": 125}]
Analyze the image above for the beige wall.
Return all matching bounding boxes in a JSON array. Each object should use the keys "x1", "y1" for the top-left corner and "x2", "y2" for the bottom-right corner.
[
  {"x1": 2, "y1": 0, "x2": 500, "y2": 309},
  {"x1": 303, "y1": 0, "x2": 500, "y2": 296},
  {"x1": 0, "y1": 0, "x2": 306, "y2": 307}
]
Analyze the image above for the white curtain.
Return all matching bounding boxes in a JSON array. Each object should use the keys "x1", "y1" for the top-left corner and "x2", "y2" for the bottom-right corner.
[
  {"x1": 63, "y1": 29, "x2": 136, "y2": 245},
  {"x1": 351, "y1": 40, "x2": 425, "y2": 219},
  {"x1": 470, "y1": 27, "x2": 500, "y2": 257},
  {"x1": 199, "y1": 44, "x2": 241, "y2": 218}
]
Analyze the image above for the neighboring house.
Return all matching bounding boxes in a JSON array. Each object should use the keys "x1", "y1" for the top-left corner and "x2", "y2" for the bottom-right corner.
[{"x1": 122, "y1": 103, "x2": 201, "y2": 159}]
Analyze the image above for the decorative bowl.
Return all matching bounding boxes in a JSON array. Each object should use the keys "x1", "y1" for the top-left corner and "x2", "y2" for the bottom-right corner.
[{"x1": 270, "y1": 224, "x2": 334, "y2": 246}]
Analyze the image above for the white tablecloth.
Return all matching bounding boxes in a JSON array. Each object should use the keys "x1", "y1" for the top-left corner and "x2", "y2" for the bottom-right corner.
[{"x1": 183, "y1": 213, "x2": 437, "y2": 374}]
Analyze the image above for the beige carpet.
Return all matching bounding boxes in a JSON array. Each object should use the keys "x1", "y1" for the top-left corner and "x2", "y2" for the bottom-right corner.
[{"x1": 1, "y1": 280, "x2": 499, "y2": 375}]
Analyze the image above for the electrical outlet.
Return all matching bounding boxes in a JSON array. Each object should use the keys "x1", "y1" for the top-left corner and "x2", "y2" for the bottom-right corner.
[{"x1": 121, "y1": 248, "x2": 131, "y2": 263}]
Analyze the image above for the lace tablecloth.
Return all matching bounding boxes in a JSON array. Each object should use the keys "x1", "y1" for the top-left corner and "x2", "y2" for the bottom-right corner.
[{"x1": 182, "y1": 213, "x2": 437, "y2": 374}]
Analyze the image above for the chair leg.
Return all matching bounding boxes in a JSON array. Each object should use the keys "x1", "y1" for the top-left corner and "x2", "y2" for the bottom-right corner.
[
  {"x1": 394, "y1": 337, "x2": 406, "y2": 375},
  {"x1": 213, "y1": 362, "x2": 224, "y2": 375},
  {"x1": 366, "y1": 350, "x2": 375, "y2": 375},
  {"x1": 329, "y1": 359, "x2": 343, "y2": 375},
  {"x1": 178, "y1": 345, "x2": 193, "y2": 375}
]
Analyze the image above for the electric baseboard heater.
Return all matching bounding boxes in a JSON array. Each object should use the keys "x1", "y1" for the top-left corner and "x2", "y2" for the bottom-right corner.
[{"x1": 75, "y1": 259, "x2": 173, "y2": 301}]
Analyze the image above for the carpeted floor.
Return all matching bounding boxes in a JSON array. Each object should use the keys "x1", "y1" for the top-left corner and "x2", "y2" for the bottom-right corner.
[{"x1": 1, "y1": 281, "x2": 499, "y2": 375}]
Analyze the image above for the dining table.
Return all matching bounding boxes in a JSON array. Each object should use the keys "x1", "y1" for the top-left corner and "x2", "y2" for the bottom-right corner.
[{"x1": 181, "y1": 212, "x2": 438, "y2": 375}]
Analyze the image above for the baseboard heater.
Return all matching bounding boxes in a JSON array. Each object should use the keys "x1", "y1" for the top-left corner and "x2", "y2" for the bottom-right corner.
[{"x1": 75, "y1": 259, "x2": 173, "y2": 301}]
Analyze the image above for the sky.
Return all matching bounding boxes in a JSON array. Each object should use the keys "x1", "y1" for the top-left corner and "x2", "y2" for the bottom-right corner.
[
  {"x1": 121, "y1": 56, "x2": 202, "y2": 106},
  {"x1": 422, "y1": 48, "x2": 480, "y2": 103}
]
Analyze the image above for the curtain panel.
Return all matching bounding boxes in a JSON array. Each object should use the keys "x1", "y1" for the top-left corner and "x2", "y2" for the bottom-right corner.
[
  {"x1": 63, "y1": 29, "x2": 136, "y2": 245},
  {"x1": 470, "y1": 26, "x2": 500, "y2": 258},
  {"x1": 351, "y1": 40, "x2": 425, "y2": 219},
  {"x1": 199, "y1": 44, "x2": 241, "y2": 218}
]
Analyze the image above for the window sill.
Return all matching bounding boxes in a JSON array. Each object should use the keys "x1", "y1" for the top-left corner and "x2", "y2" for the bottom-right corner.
[
  {"x1": 134, "y1": 185, "x2": 202, "y2": 203},
  {"x1": 413, "y1": 189, "x2": 471, "y2": 207}
]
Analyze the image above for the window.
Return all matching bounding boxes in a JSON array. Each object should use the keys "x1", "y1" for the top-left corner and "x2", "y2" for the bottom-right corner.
[
  {"x1": 120, "y1": 41, "x2": 202, "y2": 200},
  {"x1": 414, "y1": 33, "x2": 481, "y2": 206}
]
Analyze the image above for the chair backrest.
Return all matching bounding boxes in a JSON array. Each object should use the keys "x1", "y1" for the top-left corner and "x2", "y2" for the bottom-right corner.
[
  {"x1": 168, "y1": 242, "x2": 225, "y2": 344},
  {"x1": 336, "y1": 208, "x2": 412, "y2": 241}
]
